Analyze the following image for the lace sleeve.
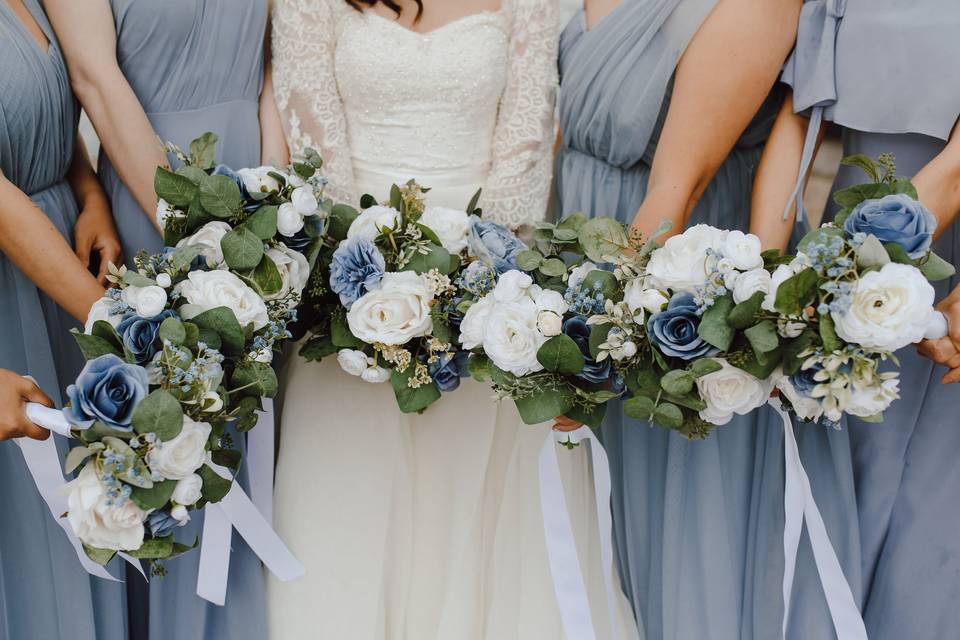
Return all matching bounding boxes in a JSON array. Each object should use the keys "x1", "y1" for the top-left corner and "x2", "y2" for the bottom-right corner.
[
  {"x1": 271, "y1": 0, "x2": 357, "y2": 204},
  {"x1": 480, "y1": 0, "x2": 559, "y2": 229}
]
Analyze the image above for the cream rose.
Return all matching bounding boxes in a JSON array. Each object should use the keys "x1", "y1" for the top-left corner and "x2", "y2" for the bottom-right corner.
[
  {"x1": 361, "y1": 366, "x2": 392, "y2": 384},
  {"x1": 722, "y1": 230, "x2": 763, "y2": 271},
  {"x1": 291, "y1": 185, "x2": 319, "y2": 215},
  {"x1": 177, "y1": 221, "x2": 232, "y2": 268},
  {"x1": 846, "y1": 377, "x2": 900, "y2": 417},
  {"x1": 337, "y1": 349, "x2": 370, "y2": 377},
  {"x1": 264, "y1": 245, "x2": 310, "y2": 302},
  {"x1": 731, "y1": 268, "x2": 772, "y2": 304},
  {"x1": 175, "y1": 270, "x2": 270, "y2": 331},
  {"x1": 696, "y1": 359, "x2": 773, "y2": 425},
  {"x1": 459, "y1": 296, "x2": 496, "y2": 350},
  {"x1": 67, "y1": 465, "x2": 147, "y2": 551},
  {"x1": 347, "y1": 271, "x2": 434, "y2": 345},
  {"x1": 623, "y1": 279, "x2": 668, "y2": 316},
  {"x1": 171, "y1": 473, "x2": 203, "y2": 506},
  {"x1": 146, "y1": 416, "x2": 212, "y2": 481},
  {"x1": 122, "y1": 285, "x2": 168, "y2": 318},
  {"x1": 646, "y1": 224, "x2": 727, "y2": 293},
  {"x1": 483, "y1": 299, "x2": 545, "y2": 376},
  {"x1": 420, "y1": 206, "x2": 471, "y2": 254},
  {"x1": 347, "y1": 205, "x2": 401, "y2": 242},
  {"x1": 237, "y1": 166, "x2": 280, "y2": 195},
  {"x1": 277, "y1": 202, "x2": 305, "y2": 237},
  {"x1": 493, "y1": 270, "x2": 535, "y2": 304}
]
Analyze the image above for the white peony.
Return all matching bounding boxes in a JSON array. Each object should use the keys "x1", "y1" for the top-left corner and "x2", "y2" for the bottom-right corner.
[
  {"x1": 483, "y1": 300, "x2": 546, "y2": 376},
  {"x1": 696, "y1": 359, "x2": 773, "y2": 425},
  {"x1": 176, "y1": 221, "x2": 232, "y2": 268},
  {"x1": 146, "y1": 416, "x2": 213, "y2": 481},
  {"x1": 264, "y1": 245, "x2": 310, "y2": 302},
  {"x1": 623, "y1": 279, "x2": 668, "y2": 316},
  {"x1": 833, "y1": 263, "x2": 935, "y2": 351},
  {"x1": 85, "y1": 297, "x2": 122, "y2": 334},
  {"x1": 122, "y1": 285, "x2": 168, "y2": 318},
  {"x1": 347, "y1": 271, "x2": 433, "y2": 345},
  {"x1": 731, "y1": 268, "x2": 772, "y2": 304},
  {"x1": 237, "y1": 166, "x2": 280, "y2": 195},
  {"x1": 347, "y1": 205, "x2": 401, "y2": 242},
  {"x1": 568, "y1": 261, "x2": 599, "y2": 290},
  {"x1": 845, "y1": 377, "x2": 900, "y2": 418},
  {"x1": 420, "y1": 206, "x2": 471, "y2": 254},
  {"x1": 291, "y1": 186, "x2": 319, "y2": 215},
  {"x1": 774, "y1": 369, "x2": 823, "y2": 421},
  {"x1": 277, "y1": 202, "x2": 305, "y2": 237},
  {"x1": 175, "y1": 270, "x2": 270, "y2": 331},
  {"x1": 67, "y1": 465, "x2": 147, "y2": 551},
  {"x1": 722, "y1": 230, "x2": 764, "y2": 271},
  {"x1": 459, "y1": 296, "x2": 496, "y2": 350},
  {"x1": 493, "y1": 270, "x2": 535, "y2": 304},
  {"x1": 337, "y1": 349, "x2": 370, "y2": 377},
  {"x1": 361, "y1": 366, "x2": 392, "y2": 384},
  {"x1": 646, "y1": 224, "x2": 728, "y2": 293},
  {"x1": 171, "y1": 474, "x2": 203, "y2": 506}
]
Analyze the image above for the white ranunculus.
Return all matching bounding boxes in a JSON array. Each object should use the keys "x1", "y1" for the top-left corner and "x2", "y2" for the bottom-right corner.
[
  {"x1": 85, "y1": 297, "x2": 122, "y2": 334},
  {"x1": 732, "y1": 268, "x2": 772, "y2": 304},
  {"x1": 623, "y1": 279, "x2": 668, "y2": 315},
  {"x1": 846, "y1": 377, "x2": 900, "y2": 417},
  {"x1": 122, "y1": 285, "x2": 168, "y2": 318},
  {"x1": 646, "y1": 224, "x2": 728, "y2": 293},
  {"x1": 171, "y1": 473, "x2": 203, "y2": 506},
  {"x1": 237, "y1": 166, "x2": 280, "y2": 195},
  {"x1": 156, "y1": 198, "x2": 182, "y2": 228},
  {"x1": 833, "y1": 263, "x2": 935, "y2": 351},
  {"x1": 537, "y1": 311, "x2": 563, "y2": 337},
  {"x1": 337, "y1": 349, "x2": 370, "y2": 377},
  {"x1": 176, "y1": 221, "x2": 232, "y2": 268},
  {"x1": 774, "y1": 369, "x2": 823, "y2": 421},
  {"x1": 291, "y1": 186, "x2": 319, "y2": 215},
  {"x1": 264, "y1": 245, "x2": 310, "y2": 302},
  {"x1": 347, "y1": 271, "x2": 433, "y2": 345},
  {"x1": 146, "y1": 416, "x2": 212, "y2": 481},
  {"x1": 535, "y1": 288, "x2": 569, "y2": 316},
  {"x1": 722, "y1": 230, "x2": 763, "y2": 271},
  {"x1": 361, "y1": 366, "x2": 391, "y2": 384},
  {"x1": 696, "y1": 359, "x2": 773, "y2": 425},
  {"x1": 277, "y1": 202, "x2": 305, "y2": 237},
  {"x1": 420, "y1": 206, "x2": 471, "y2": 254},
  {"x1": 175, "y1": 270, "x2": 270, "y2": 331},
  {"x1": 459, "y1": 296, "x2": 496, "y2": 350},
  {"x1": 484, "y1": 301, "x2": 546, "y2": 376},
  {"x1": 347, "y1": 205, "x2": 401, "y2": 242},
  {"x1": 493, "y1": 270, "x2": 535, "y2": 304},
  {"x1": 67, "y1": 465, "x2": 146, "y2": 551},
  {"x1": 568, "y1": 261, "x2": 599, "y2": 290}
]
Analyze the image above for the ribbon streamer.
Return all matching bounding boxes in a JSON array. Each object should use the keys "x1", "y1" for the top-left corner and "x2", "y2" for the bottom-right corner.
[
  {"x1": 246, "y1": 398, "x2": 275, "y2": 522},
  {"x1": 539, "y1": 426, "x2": 621, "y2": 640}
]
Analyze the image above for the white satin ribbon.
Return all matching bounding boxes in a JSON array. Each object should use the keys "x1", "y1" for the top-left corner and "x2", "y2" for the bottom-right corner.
[
  {"x1": 246, "y1": 398, "x2": 275, "y2": 523},
  {"x1": 770, "y1": 397, "x2": 867, "y2": 640},
  {"x1": 196, "y1": 462, "x2": 304, "y2": 606},
  {"x1": 539, "y1": 426, "x2": 621, "y2": 640},
  {"x1": 924, "y1": 309, "x2": 949, "y2": 340}
]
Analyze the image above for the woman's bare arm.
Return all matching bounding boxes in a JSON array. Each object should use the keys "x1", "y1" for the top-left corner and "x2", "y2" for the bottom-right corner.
[
  {"x1": 68, "y1": 135, "x2": 123, "y2": 284},
  {"x1": 261, "y1": 0, "x2": 290, "y2": 166},
  {"x1": 915, "y1": 120, "x2": 960, "y2": 240}
]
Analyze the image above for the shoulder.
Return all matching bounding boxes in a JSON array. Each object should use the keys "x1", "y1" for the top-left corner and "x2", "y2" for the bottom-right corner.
[
  {"x1": 274, "y1": 0, "x2": 352, "y2": 20},
  {"x1": 504, "y1": 0, "x2": 558, "y2": 32}
]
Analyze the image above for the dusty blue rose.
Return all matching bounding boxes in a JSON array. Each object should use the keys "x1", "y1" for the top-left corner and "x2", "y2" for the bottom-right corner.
[
  {"x1": 64, "y1": 354, "x2": 149, "y2": 431},
  {"x1": 844, "y1": 193, "x2": 936, "y2": 258},
  {"x1": 330, "y1": 238, "x2": 386, "y2": 307},
  {"x1": 117, "y1": 310, "x2": 176, "y2": 365},
  {"x1": 467, "y1": 217, "x2": 526, "y2": 274},
  {"x1": 647, "y1": 293, "x2": 718, "y2": 361},
  {"x1": 790, "y1": 362, "x2": 824, "y2": 397},
  {"x1": 562, "y1": 316, "x2": 611, "y2": 384},
  {"x1": 428, "y1": 351, "x2": 469, "y2": 393},
  {"x1": 147, "y1": 510, "x2": 181, "y2": 537}
]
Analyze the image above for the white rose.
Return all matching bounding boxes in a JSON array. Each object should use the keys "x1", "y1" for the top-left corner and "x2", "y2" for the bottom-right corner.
[
  {"x1": 484, "y1": 300, "x2": 545, "y2": 376},
  {"x1": 623, "y1": 279, "x2": 668, "y2": 315},
  {"x1": 568, "y1": 261, "x2": 599, "y2": 290},
  {"x1": 347, "y1": 206, "x2": 401, "y2": 242},
  {"x1": 535, "y1": 289, "x2": 569, "y2": 316},
  {"x1": 763, "y1": 264, "x2": 799, "y2": 312},
  {"x1": 833, "y1": 263, "x2": 935, "y2": 352},
  {"x1": 337, "y1": 349, "x2": 370, "y2": 377},
  {"x1": 696, "y1": 359, "x2": 773, "y2": 425},
  {"x1": 361, "y1": 366, "x2": 392, "y2": 384},
  {"x1": 171, "y1": 505, "x2": 190, "y2": 524},
  {"x1": 846, "y1": 377, "x2": 900, "y2": 418},
  {"x1": 732, "y1": 268, "x2": 772, "y2": 304},
  {"x1": 537, "y1": 311, "x2": 563, "y2": 337},
  {"x1": 171, "y1": 474, "x2": 203, "y2": 506},
  {"x1": 493, "y1": 270, "x2": 535, "y2": 304},
  {"x1": 146, "y1": 416, "x2": 213, "y2": 480},
  {"x1": 85, "y1": 297, "x2": 121, "y2": 334},
  {"x1": 774, "y1": 369, "x2": 823, "y2": 421},
  {"x1": 722, "y1": 230, "x2": 763, "y2": 271},
  {"x1": 646, "y1": 224, "x2": 728, "y2": 293},
  {"x1": 237, "y1": 166, "x2": 280, "y2": 195},
  {"x1": 122, "y1": 285, "x2": 167, "y2": 318},
  {"x1": 156, "y1": 198, "x2": 183, "y2": 228},
  {"x1": 175, "y1": 270, "x2": 270, "y2": 331},
  {"x1": 291, "y1": 186, "x2": 318, "y2": 215},
  {"x1": 420, "y1": 206, "x2": 471, "y2": 254},
  {"x1": 347, "y1": 271, "x2": 433, "y2": 345},
  {"x1": 459, "y1": 296, "x2": 496, "y2": 350},
  {"x1": 264, "y1": 245, "x2": 310, "y2": 301},
  {"x1": 277, "y1": 202, "x2": 305, "y2": 237},
  {"x1": 67, "y1": 465, "x2": 146, "y2": 551},
  {"x1": 176, "y1": 221, "x2": 232, "y2": 268}
]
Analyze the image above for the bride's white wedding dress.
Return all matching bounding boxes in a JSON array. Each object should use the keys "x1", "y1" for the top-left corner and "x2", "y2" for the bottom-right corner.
[{"x1": 269, "y1": 1, "x2": 639, "y2": 638}]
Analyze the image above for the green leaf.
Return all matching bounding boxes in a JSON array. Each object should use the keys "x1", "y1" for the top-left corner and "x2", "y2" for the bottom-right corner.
[
  {"x1": 71, "y1": 329, "x2": 122, "y2": 359},
  {"x1": 191, "y1": 307, "x2": 244, "y2": 354},
  {"x1": 839, "y1": 154, "x2": 882, "y2": 183},
  {"x1": 578, "y1": 217, "x2": 629, "y2": 262},
  {"x1": 359, "y1": 194, "x2": 377, "y2": 209},
  {"x1": 582, "y1": 269, "x2": 619, "y2": 300},
  {"x1": 331, "y1": 311, "x2": 364, "y2": 349},
  {"x1": 130, "y1": 479, "x2": 177, "y2": 511},
  {"x1": 745, "y1": 320, "x2": 780, "y2": 355},
  {"x1": 558, "y1": 212, "x2": 588, "y2": 232},
  {"x1": 856, "y1": 234, "x2": 892, "y2": 269},
  {"x1": 167, "y1": 538, "x2": 200, "y2": 560},
  {"x1": 920, "y1": 251, "x2": 956, "y2": 281},
  {"x1": 188, "y1": 132, "x2": 219, "y2": 169},
  {"x1": 728, "y1": 291, "x2": 765, "y2": 330},
  {"x1": 252, "y1": 252, "x2": 284, "y2": 295},
  {"x1": 466, "y1": 188, "x2": 482, "y2": 215},
  {"x1": 158, "y1": 317, "x2": 186, "y2": 345},
  {"x1": 390, "y1": 367, "x2": 441, "y2": 414},
  {"x1": 176, "y1": 165, "x2": 209, "y2": 185},
  {"x1": 198, "y1": 464, "x2": 233, "y2": 503},
  {"x1": 154, "y1": 167, "x2": 198, "y2": 208},
  {"x1": 689, "y1": 358, "x2": 722, "y2": 378},
  {"x1": 515, "y1": 250, "x2": 543, "y2": 271},
  {"x1": 623, "y1": 395, "x2": 656, "y2": 421},
  {"x1": 83, "y1": 545, "x2": 117, "y2": 566},
  {"x1": 565, "y1": 401, "x2": 607, "y2": 429},
  {"x1": 299, "y1": 334, "x2": 337, "y2": 361},
  {"x1": 65, "y1": 446, "x2": 94, "y2": 475},
  {"x1": 329, "y1": 204, "x2": 359, "y2": 240},
  {"x1": 198, "y1": 174, "x2": 242, "y2": 218},
  {"x1": 660, "y1": 370, "x2": 694, "y2": 396},
  {"x1": 538, "y1": 258, "x2": 567, "y2": 277},
  {"x1": 537, "y1": 335, "x2": 586, "y2": 375},
  {"x1": 91, "y1": 320, "x2": 124, "y2": 351},
  {"x1": 389, "y1": 184, "x2": 402, "y2": 209},
  {"x1": 122, "y1": 270, "x2": 156, "y2": 288},
  {"x1": 661, "y1": 392, "x2": 707, "y2": 412},
  {"x1": 552, "y1": 228, "x2": 579, "y2": 242},
  {"x1": 232, "y1": 362, "x2": 279, "y2": 398},
  {"x1": 819, "y1": 312, "x2": 842, "y2": 353},
  {"x1": 888, "y1": 178, "x2": 918, "y2": 199},
  {"x1": 587, "y1": 322, "x2": 612, "y2": 360},
  {"x1": 212, "y1": 449, "x2": 242, "y2": 471},
  {"x1": 404, "y1": 243, "x2": 453, "y2": 275},
  {"x1": 220, "y1": 227, "x2": 264, "y2": 271},
  {"x1": 774, "y1": 268, "x2": 818, "y2": 316},
  {"x1": 882, "y1": 242, "x2": 912, "y2": 264},
  {"x1": 245, "y1": 205, "x2": 278, "y2": 240},
  {"x1": 467, "y1": 354, "x2": 491, "y2": 382},
  {"x1": 629, "y1": 367, "x2": 661, "y2": 394},
  {"x1": 697, "y1": 294, "x2": 736, "y2": 351},
  {"x1": 513, "y1": 385, "x2": 574, "y2": 425},
  {"x1": 168, "y1": 244, "x2": 206, "y2": 272},
  {"x1": 797, "y1": 226, "x2": 845, "y2": 254},
  {"x1": 132, "y1": 390, "x2": 183, "y2": 442},
  {"x1": 652, "y1": 402, "x2": 684, "y2": 429}
]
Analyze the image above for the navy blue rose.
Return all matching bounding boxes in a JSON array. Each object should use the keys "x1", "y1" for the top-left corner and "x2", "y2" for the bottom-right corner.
[
  {"x1": 213, "y1": 164, "x2": 261, "y2": 212},
  {"x1": 562, "y1": 316, "x2": 611, "y2": 384},
  {"x1": 789, "y1": 362, "x2": 824, "y2": 397},
  {"x1": 64, "y1": 354, "x2": 149, "y2": 431},
  {"x1": 428, "y1": 351, "x2": 470, "y2": 393},
  {"x1": 117, "y1": 310, "x2": 176, "y2": 365},
  {"x1": 647, "y1": 293, "x2": 718, "y2": 361},
  {"x1": 844, "y1": 193, "x2": 936, "y2": 258},
  {"x1": 330, "y1": 238, "x2": 386, "y2": 307},
  {"x1": 282, "y1": 215, "x2": 326, "y2": 254},
  {"x1": 467, "y1": 217, "x2": 526, "y2": 274},
  {"x1": 147, "y1": 510, "x2": 181, "y2": 538}
]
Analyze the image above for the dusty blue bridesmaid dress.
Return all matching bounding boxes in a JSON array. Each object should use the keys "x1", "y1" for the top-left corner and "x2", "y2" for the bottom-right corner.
[
  {"x1": 788, "y1": 1, "x2": 960, "y2": 637},
  {"x1": 0, "y1": 2, "x2": 128, "y2": 639},
  {"x1": 96, "y1": 2, "x2": 268, "y2": 638},
  {"x1": 557, "y1": 2, "x2": 861, "y2": 638}
]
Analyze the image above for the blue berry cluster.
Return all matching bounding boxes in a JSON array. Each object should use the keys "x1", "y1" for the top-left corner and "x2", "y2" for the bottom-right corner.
[{"x1": 564, "y1": 281, "x2": 605, "y2": 315}]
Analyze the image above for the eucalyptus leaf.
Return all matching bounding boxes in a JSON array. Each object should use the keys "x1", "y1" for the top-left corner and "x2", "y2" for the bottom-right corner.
[
  {"x1": 198, "y1": 465, "x2": 232, "y2": 503},
  {"x1": 404, "y1": 243, "x2": 452, "y2": 275},
  {"x1": 467, "y1": 354, "x2": 491, "y2": 382},
  {"x1": 299, "y1": 334, "x2": 337, "y2": 361},
  {"x1": 773, "y1": 268, "x2": 818, "y2": 316},
  {"x1": 513, "y1": 385, "x2": 574, "y2": 426},
  {"x1": 70, "y1": 329, "x2": 122, "y2": 360},
  {"x1": 727, "y1": 291, "x2": 765, "y2": 329},
  {"x1": 155, "y1": 167, "x2": 198, "y2": 208},
  {"x1": 83, "y1": 545, "x2": 117, "y2": 566},
  {"x1": 390, "y1": 367, "x2": 441, "y2": 414},
  {"x1": 158, "y1": 317, "x2": 186, "y2": 345},
  {"x1": 920, "y1": 251, "x2": 956, "y2": 281},
  {"x1": 538, "y1": 258, "x2": 567, "y2": 277},
  {"x1": 856, "y1": 234, "x2": 892, "y2": 269},
  {"x1": 130, "y1": 480, "x2": 177, "y2": 511},
  {"x1": 565, "y1": 402, "x2": 607, "y2": 429},
  {"x1": 557, "y1": 212, "x2": 588, "y2": 232},
  {"x1": 689, "y1": 358, "x2": 722, "y2": 378},
  {"x1": 252, "y1": 252, "x2": 284, "y2": 295},
  {"x1": 232, "y1": 362, "x2": 279, "y2": 398},
  {"x1": 329, "y1": 204, "x2": 359, "y2": 240},
  {"x1": 697, "y1": 294, "x2": 735, "y2": 351},
  {"x1": 819, "y1": 312, "x2": 842, "y2": 353},
  {"x1": 246, "y1": 206, "x2": 279, "y2": 240},
  {"x1": 581, "y1": 269, "x2": 619, "y2": 300},
  {"x1": 623, "y1": 395, "x2": 656, "y2": 421},
  {"x1": 168, "y1": 244, "x2": 206, "y2": 272},
  {"x1": 220, "y1": 227, "x2": 264, "y2": 271},
  {"x1": 191, "y1": 307, "x2": 244, "y2": 354},
  {"x1": 198, "y1": 174, "x2": 242, "y2": 218},
  {"x1": 578, "y1": 217, "x2": 629, "y2": 262},
  {"x1": 515, "y1": 250, "x2": 543, "y2": 271},
  {"x1": 176, "y1": 165, "x2": 209, "y2": 185},
  {"x1": 132, "y1": 390, "x2": 184, "y2": 442},
  {"x1": 537, "y1": 335, "x2": 586, "y2": 375},
  {"x1": 188, "y1": 132, "x2": 218, "y2": 169},
  {"x1": 745, "y1": 320, "x2": 780, "y2": 355},
  {"x1": 660, "y1": 370, "x2": 694, "y2": 396},
  {"x1": 652, "y1": 402, "x2": 684, "y2": 429}
]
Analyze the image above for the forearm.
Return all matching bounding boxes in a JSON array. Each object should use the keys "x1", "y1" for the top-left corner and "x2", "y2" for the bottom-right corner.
[
  {"x1": 67, "y1": 135, "x2": 110, "y2": 213},
  {"x1": 0, "y1": 175, "x2": 104, "y2": 322},
  {"x1": 259, "y1": 13, "x2": 289, "y2": 167},
  {"x1": 916, "y1": 120, "x2": 960, "y2": 240}
]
